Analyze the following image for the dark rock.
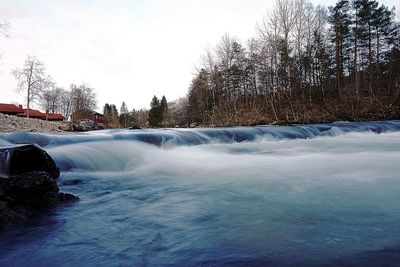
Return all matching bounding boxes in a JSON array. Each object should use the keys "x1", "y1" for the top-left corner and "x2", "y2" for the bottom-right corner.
[
  {"x1": 0, "y1": 145, "x2": 78, "y2": 229},
  {"x1": 0, "y1": 171, "x2": 78, "y2": 229},
  {"x1": 0, "y1": 201, "x2": 13, "y2": 229},
  {"x1": 59, "y1": 192, "x2": 80, "y2": 202},
  {"x1": 0, "y1": 172, "x2": 59, "y2": 211},
  {"x1": 0, "y1": 144, "x2": 59, "y2": 179},
  {"x1": 128, "y1": 125, "x2": 141, "y2": 130}
]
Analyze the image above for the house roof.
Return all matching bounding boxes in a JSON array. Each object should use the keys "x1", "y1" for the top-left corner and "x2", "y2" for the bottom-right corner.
[
  {"x1": 91, "y1": 112, "x2": 104, "y2": 116},
  {"x1": 72, "y1": 110, "x2": 104, "y2": 116},
  {"x1": 18, "y1": 109, "x2": 46, "y2": 118},
  {"x1": 89, "y1": 110, "x2": 104, "y2": 116},
  {"x1": 47, "y1": 113, "x2": 65, "y2": 120},
  {"x1": 0, "y1": 103, "x2": 24, "y2": 113}
]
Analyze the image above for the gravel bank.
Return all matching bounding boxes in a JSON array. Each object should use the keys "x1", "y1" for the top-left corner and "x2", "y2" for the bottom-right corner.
[{"x1": 0, "y1": 113, "x2": 67, "y2": 134}]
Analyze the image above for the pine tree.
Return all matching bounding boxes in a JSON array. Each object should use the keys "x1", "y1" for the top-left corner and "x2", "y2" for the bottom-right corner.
[
  {"x1": 149, "y1": 95, "x2": 162, "y2": 127},
  {"x1": 104, "y1": 103, "x2": 119, "y2": 127},
  {"x1": 186, "y1": 70, "x2": 210, "y2": 124},
  {"x1": 103, "y1": 103, "x2": 111, "y2": 127},
  {"x1": 120, "y1": 101, "x2": 129, "y2": 127},
  {"x1": 329, "y1": 0, "x2": 351, "y2": 97},
  {"x1": 160, "y1": 95, "x2": 168, "y2": 125}
]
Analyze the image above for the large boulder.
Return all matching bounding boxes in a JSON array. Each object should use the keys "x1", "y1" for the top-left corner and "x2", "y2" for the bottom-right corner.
[
  {"x1": 0, "y1": 171, "x2": 78, "y2": 229},
  {"x1": 0, "y1": 171, "x2": 60, "y2": 211},
  {"x1": 58, "y1": 122, "x2": 74, "y2": 131},
  {"x1": 0, "y1": 144, "x2": 78, "y2": 229},
  {"x1": 0, "y1": 144, "x2": 59, "y2": 179},
  {"x1": 72, "y1": 120, "x2": 104, "y2": 131}
]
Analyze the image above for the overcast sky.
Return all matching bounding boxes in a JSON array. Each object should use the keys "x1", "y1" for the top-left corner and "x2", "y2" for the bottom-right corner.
[{"x1": 0, "y1": 0, "x2": 398, "y2": 111}]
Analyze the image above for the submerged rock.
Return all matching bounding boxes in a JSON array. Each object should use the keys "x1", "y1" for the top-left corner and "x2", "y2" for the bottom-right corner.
[
  {"x1": 0, "y1": 172, "x2": 59, "y2": 210},
  {"x1": 61, "y1": 179, "x2": 84, "y2": 186},
  {"x1": 0, "y1": 171, "x2": 79, "y2": 229},
  {"x1": 0, "y1": 201, "x2": 13, "y2": 229},
  {"x1": 59, "y1": 192, "x2": 80, "y2": 201},
  {"x1": 0, "y1": 144, "x2": 78, "y2": 229}
]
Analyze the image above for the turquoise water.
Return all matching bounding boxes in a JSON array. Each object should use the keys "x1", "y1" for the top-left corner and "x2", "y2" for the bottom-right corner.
[{"x1": 1, "y1": 121, "x2": 400, "y2": 266}]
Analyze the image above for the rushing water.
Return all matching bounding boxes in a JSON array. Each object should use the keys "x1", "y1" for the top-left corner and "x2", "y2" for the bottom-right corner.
[{"x1": 1, "y1": 120, "x2": 400, "y2": 266}]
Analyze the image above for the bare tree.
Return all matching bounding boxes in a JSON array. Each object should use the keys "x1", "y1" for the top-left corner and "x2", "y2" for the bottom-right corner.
[
  {"x1": 0, "y1": 21, "x2": 10, "y2": 38},
  {"x1": 59, "y1": 88, "x2": 73, "y2": 119},
  {"x1": 216, "y1": 33, "x2": 237, "y2": 70},
  {"x1": 12, "y1": 56, "x2": 52, "y2": 117},
  {"x1": 0, "y1": 21, "x2": 10, "y2": 61},
  {"x1": 70, "y1": 84, "x2": 97, "y2": 121},
  {"x1": 40, "y1": 86, "x2": 63, "y2": 114},
  {"x1": 274, "y1": 0, "x2": 297, "y2": 95}
]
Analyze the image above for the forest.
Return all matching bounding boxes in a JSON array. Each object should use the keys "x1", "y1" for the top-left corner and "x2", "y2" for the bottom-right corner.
[
  {"x1": 3, "y1": 0, "x2": 399, "y2": 128},
  {"x1": 183, "y1": 0, "x2": 400, "y2": 126}
]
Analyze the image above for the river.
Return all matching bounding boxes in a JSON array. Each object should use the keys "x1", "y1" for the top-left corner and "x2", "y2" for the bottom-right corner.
[{"x1": 1, "y1": 120, "x2": 400, "y2": 266}]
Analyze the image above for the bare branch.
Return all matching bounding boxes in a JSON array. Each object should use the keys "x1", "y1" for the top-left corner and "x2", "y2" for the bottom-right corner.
[
  {"x1": 12, "y1": 56, "x2": 52, "y2": 116},
  {"x1": 0, "y1": 21, "x2": 10, "y2": 38}
]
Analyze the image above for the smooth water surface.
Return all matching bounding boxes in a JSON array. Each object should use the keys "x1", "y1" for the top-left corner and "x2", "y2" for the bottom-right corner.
[{"x1": 1, "y1": 121, "x2": 400, "y2": 266}]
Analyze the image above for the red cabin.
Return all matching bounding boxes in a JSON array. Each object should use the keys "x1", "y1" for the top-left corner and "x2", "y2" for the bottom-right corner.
[
  {"x1": 88, "y1": 111, "x2": 105, "y2": 123},
  {"x1": 18, "y1": 109, "x2": 46, "y2": 119},
  {"x1": 0, "y1": 104, "x2": 24, "y2": 116},
  {"x1": 70, "y1": 110, "x2": 104, "y2": 123},
  {"x1": 46, "y1": 113, "x2": 66, "y2": 121}
]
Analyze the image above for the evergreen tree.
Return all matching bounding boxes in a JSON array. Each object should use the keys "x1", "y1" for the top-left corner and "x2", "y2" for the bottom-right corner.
[
  {"x1": 186, "y1": 70, "x2": 209, "y2": 124},
  {"x1": 160, "y1": 95, "x2": 168, "y2": 124},
  {"x1": 328, "y1": 0, "x2": 351, "y2": 97},
  {"x1": 104, "y1": 103, "x2": 119, "y2": 127},
  {"x1": 111, "y1": 104, "x2": 119, "y2": 121},
  {"x1": 103, "y1": 103, "x2": 111, "y2": 126},
  {"x1": 148, "y1": 95, "x2": 162, "y2": 127},
  {"x1": 120, "y1": 101, "x2": 128, "y2": 115},
  {"x1": 120, "y1": 101, "x2": 129, "y2": 127}
]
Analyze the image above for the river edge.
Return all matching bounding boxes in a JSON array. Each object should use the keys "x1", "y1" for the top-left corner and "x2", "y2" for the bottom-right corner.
[
  {"x1": 1, "y1": 112, "x2": 399, "y2": 135},
  {"x1": 0, "y1": 113, "x2": 67, "y2": 134}
]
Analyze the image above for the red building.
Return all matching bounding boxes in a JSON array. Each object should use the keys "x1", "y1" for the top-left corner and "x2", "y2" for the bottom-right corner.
[
  {"x1": 71, "y1": 110, "x2": 104, "y2": 123},
  {"x1": 0, "y1": 103, "x2": 65, "y2": 121},
  {"x1": 88, "y1": 111, "x2": 105, "y2": 123},
  {"x1": 46, "y1": 113, "x2": 66, "y2": 121},
  {"x1": 0, "y1": 104, "x2": 24, "y2": 115},
  {"x1": 18, "y1": 109, "x2": 47, "y2": 119}
]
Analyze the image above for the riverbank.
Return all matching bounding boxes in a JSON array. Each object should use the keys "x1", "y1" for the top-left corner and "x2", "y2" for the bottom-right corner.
[
  {"x1": 2, "y1": 110, "x2": 400, "y2": 134},
  {"x1": 0, "y1": 114, "x2": 105, "y2": 133},
  {"x1": 0, "y1": 113, "x2": 67, "y2": 134}
]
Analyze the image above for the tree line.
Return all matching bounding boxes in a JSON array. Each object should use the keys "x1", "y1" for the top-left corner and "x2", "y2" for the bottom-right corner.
[
  {"x1": 10, "y1": 54, "x2": 171, "y2": 128},
  {"x1": 184, "y1": 0, "x2": 400, "y2": 126},
  {"x1": 103, "y1": 95, "x2": 170, "y2": 128}
]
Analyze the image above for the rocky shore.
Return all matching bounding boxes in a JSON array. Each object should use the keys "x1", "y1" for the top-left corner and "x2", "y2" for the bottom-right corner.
[
  {"x1": 0, "y1": 113, "x2": 66, "y2": 133},
  {"x1": 0, "y1": 113, "x2": 105, "y2": 133}
]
